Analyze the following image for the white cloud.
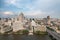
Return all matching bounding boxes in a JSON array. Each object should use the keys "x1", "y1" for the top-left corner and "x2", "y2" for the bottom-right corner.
[
  {"x1": 24, "y1": 10, "x2": 46, "y2": 16},
  {"x1": 4, "y1": 0, "x2": 60, "y2": 18},
  {"x1": 5, "y1": 0, "x2": 17, "y2": 5},
  {"x1": 3, "y1": 11, "x2": 13, "y2": 15},
  {"x1": 5, "y1": 0, "x2": 60, "y2": 10},
  {"x1": 4, "y1": 0, "x2": 60, "y2": 9}
]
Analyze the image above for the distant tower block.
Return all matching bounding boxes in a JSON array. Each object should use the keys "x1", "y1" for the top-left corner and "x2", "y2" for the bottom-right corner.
[
  {"x1": 47, "y1": 16, "x2": 50, "y2": 25},
  {"x1": 18, "y1": 12, "x2": 24, "y2": 22}
]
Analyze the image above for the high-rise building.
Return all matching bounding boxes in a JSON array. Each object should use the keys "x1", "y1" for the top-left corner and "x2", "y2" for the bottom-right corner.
[
  {"x1": 18, "y1": 12, "x2": 24, "y2": 22},
  {"x1": 47, "y1": 16, "x2": 50, "y2": 25}
]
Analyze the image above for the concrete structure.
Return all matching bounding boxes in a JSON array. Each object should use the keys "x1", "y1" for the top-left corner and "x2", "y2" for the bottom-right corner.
[
  {"x1": 12, "y1": 21, "x2": 25, "y2": 32},
  {"x1": 12, "y1": 13, "x2": 27, "y2": 32},
  {"x1": 0, "y1": 13, "x2": 26, "y2": 33},
  {"x1": 0, "y1": 19, "x2": 12, "y2": 33},
  {"x1": 47, "y1": 27, "x2": 60, "y2": 40},
  {"x1": 31, "y1": 20, "x2": 46, "y2": 32},
  {"x1": 0, "y1": 13, "x2": 31, "y2": 33},
  {"x1": 47, "y1": 16, "x2": 50, "y2": 25}
]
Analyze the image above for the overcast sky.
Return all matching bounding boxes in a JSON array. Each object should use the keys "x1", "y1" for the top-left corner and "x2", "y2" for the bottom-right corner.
[{"x1": 0, "y1": 0, "x2": 60, "y2": 18}]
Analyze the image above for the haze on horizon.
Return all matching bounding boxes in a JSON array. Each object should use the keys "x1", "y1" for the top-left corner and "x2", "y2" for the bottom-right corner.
[{"x1": 0, "y1": 0, "x2": 60, "y2": 18}]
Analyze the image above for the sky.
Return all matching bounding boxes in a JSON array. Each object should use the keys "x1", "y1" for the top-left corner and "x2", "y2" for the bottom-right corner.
[{"x1": 0, "y1": 0, "x2": 60, "y2": 18}]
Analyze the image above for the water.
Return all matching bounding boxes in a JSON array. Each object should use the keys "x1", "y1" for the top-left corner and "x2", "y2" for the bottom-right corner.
[{"x1": 0, "y1": 34, "x2": 51, "y2": 40}]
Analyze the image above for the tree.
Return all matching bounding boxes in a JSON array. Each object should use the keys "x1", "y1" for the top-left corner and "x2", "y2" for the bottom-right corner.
[{"x1": 58, "y1": 26, "x2": 60, "y2": 30}]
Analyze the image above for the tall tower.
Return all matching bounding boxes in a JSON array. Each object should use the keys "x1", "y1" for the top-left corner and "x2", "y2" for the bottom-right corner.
[
  {"x1": 18, "y1": 12, "x2": 24, "y2": 22},
  {"x1": 47, "y1": 16, "x2": 50, "y2": 25}
]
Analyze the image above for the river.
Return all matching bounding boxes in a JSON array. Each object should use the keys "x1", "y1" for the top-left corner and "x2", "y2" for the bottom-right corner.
[{"x1": 0, "y1": 34, "x2": 51, "y2": 40}]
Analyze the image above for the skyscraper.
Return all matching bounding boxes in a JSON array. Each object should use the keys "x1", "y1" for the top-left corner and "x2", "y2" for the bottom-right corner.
[
  {"x1": 18, "y1": 12, "x2": 24, "y2": 22},
  {"x1": 47, "y1": 16, "x2": 50, "y2": 25}
]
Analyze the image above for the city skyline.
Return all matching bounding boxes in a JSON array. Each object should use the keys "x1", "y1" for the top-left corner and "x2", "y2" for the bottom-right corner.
[{"x1": 0, "y1": 0, "x2": 60, "y2": 18}]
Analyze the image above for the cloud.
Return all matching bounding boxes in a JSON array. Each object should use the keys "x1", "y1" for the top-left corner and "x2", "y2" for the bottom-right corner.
[
  {"x1": 4, "y1": 11, "x2": 13, "y2": 15},
  {"x1": 1, "y1": 0, "x2": 60, "y2": 18},
  {"x1": 4, "y1": 0, "x2": 33, "y2": 9},
  {"x1": 0, "y1": 11, "x2": 14, "y2": 18},
  {"x1": 5, "y1": 0, "x2": 17, "y2": 5},
  {"x1": 4, "y1": 0, "x2": 60, "y2": 11},
  {"x1": 24, "y1": 10, "x2": 50, "y2": 18}
]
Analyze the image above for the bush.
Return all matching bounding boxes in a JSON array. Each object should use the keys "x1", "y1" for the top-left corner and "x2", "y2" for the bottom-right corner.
[
  {"x1": 34, "y1": 31, "x2": 40, "y2": 35},
  {"x1": 12, "y1": 30, "x2": 29, "y2": 35},
  {"x1": 34, "y1": 31, "x2": 47, "y2": 35},
  {"x1": 46, "y1": 27, "x2": 55, "y2": 31},
  {"x1": 12, "y1": 30, "x2": 22, "y2": 34},
  {"x1": 16, "y1": 30, "x2": 22, "y2": 34},
  {"x1": 57, "y1": 26, "x2": 60, "y2": 30},
  {"x1": 22, "y1": 30, "x2": 29, "y2": 35}
]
